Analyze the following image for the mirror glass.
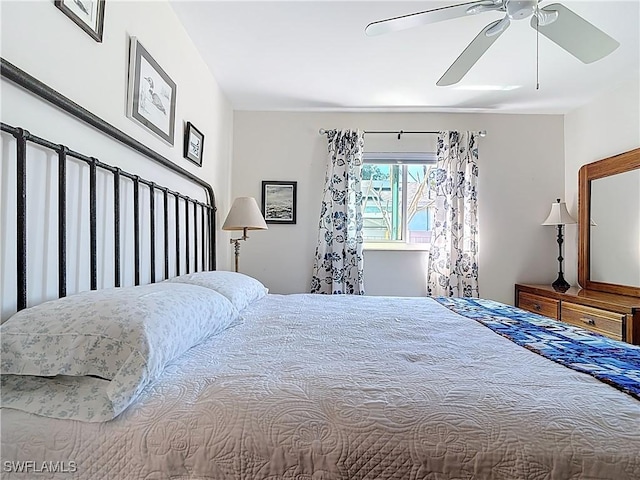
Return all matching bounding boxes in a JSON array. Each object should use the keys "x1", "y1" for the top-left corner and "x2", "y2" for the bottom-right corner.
[{"x1": 590, "y1": 169, "x2": 640, "y2": 287}]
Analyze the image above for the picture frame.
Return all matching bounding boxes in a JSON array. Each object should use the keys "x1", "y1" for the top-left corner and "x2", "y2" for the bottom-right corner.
[
  {"x1": 54, "y1": 0, "x2": 106, "y2": 43},
  {"x1": 126, "y1": 36, "x2": 177, "y2": 146},
  {"x1": 261, "y1": 181, "x2": 297, "y2": 225},
  {"x1": 183, "y1": 122, "x2": 204, "y2": 166}
]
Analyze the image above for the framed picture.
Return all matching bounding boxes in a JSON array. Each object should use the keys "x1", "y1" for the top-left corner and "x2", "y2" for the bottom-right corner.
[
  {"x1": 262, "y1": 181, "x2": 297, "y2": 225},
  {"x1": 55, "y1": 0, "x2": 106, "y2": 42},
  {"x1": 126, "y1": 36, "x2": 177, "y2": 145},
  {"x1": 183, "y1": 122, "x2": 204, "y2": 166}
]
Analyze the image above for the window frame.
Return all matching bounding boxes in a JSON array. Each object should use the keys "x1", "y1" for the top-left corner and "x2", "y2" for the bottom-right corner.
[{"x1": 362, "y1": 152, "x2": 436, "y2": 250}]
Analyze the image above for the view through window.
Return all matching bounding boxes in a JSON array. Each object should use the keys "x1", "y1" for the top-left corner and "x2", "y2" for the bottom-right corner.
[{"x1": 362, "y1": 152, "x2": 437, "y2": 245}]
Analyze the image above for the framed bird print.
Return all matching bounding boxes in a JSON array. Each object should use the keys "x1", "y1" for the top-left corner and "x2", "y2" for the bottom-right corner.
[
  {"x1": 183, "y1": 122, "x2": 204, "y2": 166},
  {"x1": 54, "y1": 0, "x2": 106, "y2": 42},
  {"x1": 126, "y1": 36, "x2": 177, "y2": 145}
]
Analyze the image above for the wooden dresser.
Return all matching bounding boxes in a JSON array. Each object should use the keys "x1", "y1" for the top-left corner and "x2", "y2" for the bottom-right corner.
[{"x1": 515, "y1": 284, "x2": 640, "y2": 345}]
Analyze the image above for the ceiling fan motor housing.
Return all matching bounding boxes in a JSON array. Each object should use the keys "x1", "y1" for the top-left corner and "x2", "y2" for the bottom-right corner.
[{"x1": 506, "y1": 0, "x2": 537, "y2": 20}]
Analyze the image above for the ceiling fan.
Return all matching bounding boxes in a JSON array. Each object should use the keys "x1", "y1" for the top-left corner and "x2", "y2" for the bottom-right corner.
[{"x1": 365, "y1": 0, "x2": 620, "y2": 86}]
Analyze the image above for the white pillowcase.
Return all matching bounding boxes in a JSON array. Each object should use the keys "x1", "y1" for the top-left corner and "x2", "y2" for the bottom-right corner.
[
  {"x1": 167, "y1": 271, "x2": 268, "y2": 311},
  {"x1": 1, "y1": 282, "x2": 238, "y2": 422}
]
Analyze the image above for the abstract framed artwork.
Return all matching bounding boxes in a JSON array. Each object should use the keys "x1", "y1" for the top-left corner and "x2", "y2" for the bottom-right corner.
[
  {"x1": 183, "y1": 122, "x2": 204, "y2": 166},
  {"x1": 126, "y1": 37, "x2": 177, "y2": 145},
  {"x1": 55, "y1": 0, "x2": 106, "y2": 42},
  {"x1": 261, "y1": 181, "x2": 297, "y2": 225}
]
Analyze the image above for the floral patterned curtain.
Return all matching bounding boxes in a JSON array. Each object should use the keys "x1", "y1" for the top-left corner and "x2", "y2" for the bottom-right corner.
[
  {"x1": 427, "y1": 131, "x2": 479, "y2": 298},
  {"x1": 310, "y1": 129, "x2": 365, "y2": 294}
]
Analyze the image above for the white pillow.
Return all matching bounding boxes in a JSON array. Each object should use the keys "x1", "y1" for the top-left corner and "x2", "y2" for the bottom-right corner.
[
  {"x1": 167, "y1": 271, "x2": 268, "y2": 311},
  {"x1": 1, "y1": 282, "x2": 238, "y2": 422}
]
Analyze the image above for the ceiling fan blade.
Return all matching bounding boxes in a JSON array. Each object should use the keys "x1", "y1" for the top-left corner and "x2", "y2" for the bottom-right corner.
[
  {"x1": 365, "y1": 1, "x2": 494, "y2": 36},
  {"x1": 437, "y1": 18, "x2": 508, "y2": 86},
  {"x1": 530, "y1": 3, "x2": 619, "y2": 63}
]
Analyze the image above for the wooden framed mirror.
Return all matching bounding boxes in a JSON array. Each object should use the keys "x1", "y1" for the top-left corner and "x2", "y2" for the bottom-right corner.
[{"x1": 578, "y1": 147, "x2": 640, "y2": 297}]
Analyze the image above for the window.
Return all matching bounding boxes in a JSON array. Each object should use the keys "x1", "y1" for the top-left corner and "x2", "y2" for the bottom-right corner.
[{"x1": 362, "y1": 152, "x2": 437, "y2": 247}]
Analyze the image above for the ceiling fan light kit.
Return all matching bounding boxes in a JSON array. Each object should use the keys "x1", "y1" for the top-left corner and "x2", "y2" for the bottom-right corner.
[{"x1": 366, "y1": 0, "x2": 620, "y2": 86}]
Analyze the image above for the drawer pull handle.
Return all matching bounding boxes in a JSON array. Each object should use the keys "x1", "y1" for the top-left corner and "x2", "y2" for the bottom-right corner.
[
  {"x1": 534, "y1": 303, "x2": 541, "y2": 311},
  {"x1": 581, "y1": 317, "x2": 596, "y2": 326}
]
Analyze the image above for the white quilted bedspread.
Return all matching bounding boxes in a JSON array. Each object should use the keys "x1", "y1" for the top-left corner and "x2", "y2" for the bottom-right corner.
[{"x1": 2, "y1": 294, "x2": 639, "y2": 479}]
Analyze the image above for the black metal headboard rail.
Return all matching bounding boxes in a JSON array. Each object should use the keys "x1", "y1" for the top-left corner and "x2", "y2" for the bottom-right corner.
[
  {"x1": 1, "y1": 58, "x2": 218, "y2": 313},
  {"x1": 2, "y1": 123, "x2": 215, "y2": 312}
]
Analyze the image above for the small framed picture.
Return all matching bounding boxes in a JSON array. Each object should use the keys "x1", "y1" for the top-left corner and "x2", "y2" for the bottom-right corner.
[
  {"x1": 183, "y1": 122, "x2": 204, "y2": 166},
  {"x1": 55, "y1": 0, "x2": 106, "y2": 42},
  {"x1": 126, "y1": 36, "x2": 177, "y2": 145},
  {"x1": 262, "y1": 181, "x2": 297, "y2": 225}
]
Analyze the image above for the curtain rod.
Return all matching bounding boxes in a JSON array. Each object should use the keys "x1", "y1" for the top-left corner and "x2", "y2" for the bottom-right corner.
[{"x1": 318, "y1": 129, "x2": 487, "y2": 139}]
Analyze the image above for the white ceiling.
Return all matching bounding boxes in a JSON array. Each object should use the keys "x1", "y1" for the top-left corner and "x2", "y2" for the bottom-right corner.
[{"x1": 170, "y1": 1, "x2": 640, "y2": 114}]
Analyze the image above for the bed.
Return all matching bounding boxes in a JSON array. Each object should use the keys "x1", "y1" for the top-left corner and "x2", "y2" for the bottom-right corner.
[
  {"x1": 1, "y1": 60, "x2": 639, "y2": 480},
  {"x1": 2, "y1": 289, "x2": 640, "y2": 479}
]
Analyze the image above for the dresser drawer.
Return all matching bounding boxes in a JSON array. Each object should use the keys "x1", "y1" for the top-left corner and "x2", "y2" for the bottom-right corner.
[
  {"x1": 517, "y1": 292, "x2": 559, "y2": 319},
  {"x1": 561, "y1": 302, "x2": 624, "y2": 341}
]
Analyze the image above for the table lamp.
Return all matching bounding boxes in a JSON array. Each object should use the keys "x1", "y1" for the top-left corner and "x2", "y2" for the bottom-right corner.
[
  {"x1": 222, "y1": 197, "x2": 267, "y2": 272},
  {"x1": 542, "y1": 198, "x2": 577, "y2": 292}
]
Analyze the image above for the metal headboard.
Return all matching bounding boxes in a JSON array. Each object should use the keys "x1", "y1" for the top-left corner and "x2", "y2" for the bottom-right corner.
[{"x1": 1, "y1": 59, "x2": 217, "y2": 312}]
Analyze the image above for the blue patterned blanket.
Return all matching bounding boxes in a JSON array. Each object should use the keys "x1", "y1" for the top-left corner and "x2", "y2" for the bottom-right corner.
[{"x1": 435, "y1": 297, "x2": 640, "y2": 400}]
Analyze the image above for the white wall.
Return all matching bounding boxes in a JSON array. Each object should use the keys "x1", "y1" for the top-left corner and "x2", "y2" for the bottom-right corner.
[
  {"x1": 563, "y1": 74, "x2": 640, "y2": 286},
  {"x1": 364, "y1": 249, "x2": 430, "y2": 297},
  {"x1": 0, "y1": 1, "x2": 234, "y2": 319},
  {"x1": 231, "y1": 111, "x2": 565, "y2": 305}
]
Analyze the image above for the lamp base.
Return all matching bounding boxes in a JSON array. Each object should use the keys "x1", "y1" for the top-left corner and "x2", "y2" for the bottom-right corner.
[
  {"x1": 230, "y1": 228, "x2": 249, "y2": 273},
  {"x1": 551, "y1": 273, "x2": 570, "y2": 293},
  {"x1": 551, "y1": 223, "x2": 570, "y2": 293},
  {"x1": 230, "y1": 238, "x2": 241, "y2": 273}
]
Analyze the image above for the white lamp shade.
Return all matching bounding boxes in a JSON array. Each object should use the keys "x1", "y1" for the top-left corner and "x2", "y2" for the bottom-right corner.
[
  {"x1": 541, "y1": 199, "x2": 577, "y2": 226},
  {"x1": 222, "y1": 197, "x2": 268, "y2": 231}
]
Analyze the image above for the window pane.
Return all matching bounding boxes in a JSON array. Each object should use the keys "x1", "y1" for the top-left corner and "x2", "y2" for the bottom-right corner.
[
  {"x1": 362, "y1": 164, "x2": 399, "y2": 241},
  {"x1": 406, "y1": 164, "x2": 435, "y2": 244}
]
